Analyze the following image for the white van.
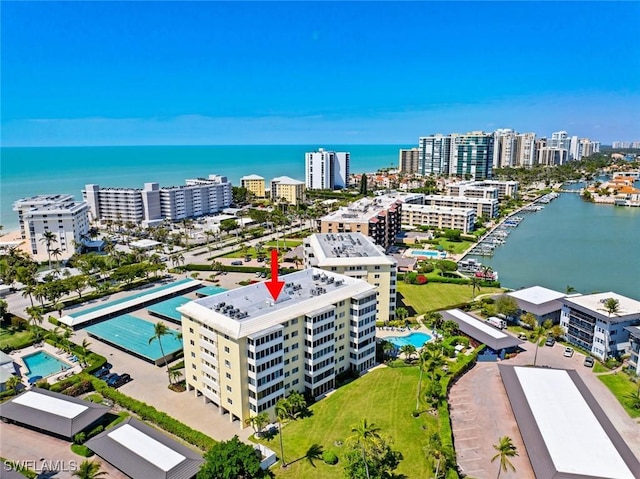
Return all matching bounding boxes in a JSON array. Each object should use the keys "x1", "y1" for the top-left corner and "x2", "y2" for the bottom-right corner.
[{"x1": 487, "y1": 317, "x2": 507, "y2": 329}]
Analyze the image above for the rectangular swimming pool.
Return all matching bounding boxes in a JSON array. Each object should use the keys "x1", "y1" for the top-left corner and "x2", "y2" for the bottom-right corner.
[
  {"x1": 23, "y1": 351, "x2": 71, "y2": 379},
  {"x1": 147, "y1": 296, "x2": 192, "y2": 322},
  {"x1": 84, "y1": 314, "x2": 183, "y2": 362},
  {"x1": 409, "y1": 250, "x2": 447, "y2": 259},
  {"x1": 196, "y1": 286, "x2": 228, "y2": 297}
]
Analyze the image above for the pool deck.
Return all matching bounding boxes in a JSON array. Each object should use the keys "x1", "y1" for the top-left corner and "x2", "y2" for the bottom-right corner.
[
  {"x1": 376, "y1": 324, "x2": 439, "y2": 340},
  {"x1": 8, "y1": 343, "x2": 82, "y2": 385}
]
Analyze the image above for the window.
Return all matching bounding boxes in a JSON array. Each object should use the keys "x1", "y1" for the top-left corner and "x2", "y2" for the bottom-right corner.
[
  {"x1": 227, "y1": 398, "x2": 233, "y2": 404},
  {"x1": 191, "y1": 352, "x2": 196, "y2": 358},
  {"x1": 224, "y1": 346, "x2": 230, "y2": 353},
  {"x1": 192, "y1": 363, "x2": 196, "y2": 369},
  {"x1": 226, "y1": 385, "x2": 232, "y2": 392},
  {"x1": 225, "y1": 372, "x2": 232, "y2": 379},
  {"x1": 189, "y1": 328, "x2": 194, "y2": 333},
  {"x1": 224, "y1": 360, "x2": 231, "y2": 368},
  {"x1": 190, "y1": 340, "x2": 195, "y2": 346},
  {"x1": 192, "y1": 375, "x2": 197, "y2": 380}
]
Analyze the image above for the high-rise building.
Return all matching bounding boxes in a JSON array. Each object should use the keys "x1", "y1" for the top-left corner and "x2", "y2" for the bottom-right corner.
[
  {"x1": 13, "y1": 194, "x2": 90, "y2": 261},
  {"x1": 550, "y1": 131, "x2": 571, "y2": 150},
  {"x1": 450, "y1": 132, "x2": 494, "y2": 180},
  {"x1": 514, "y1": 133, "x2": 537, "y2": 167},
  {"x1": 240, "y1": 175, "x2": 266, "y2": 198},
  {"x1": 304, "y1": 233, "x2": 397, "y2": 322},
  {"x1": 493, "y1": 129, "x2": 518, "y2": 168},
  {"x1": 179, "y1": 268, "x2": 378, "y2": 425},
  {"x1": 270, "y1": 176, "x2": 306, "y2": 206},
  {"x1": 418, "y1": 134, "x2": 453, "y2": 176},
  {"x1": 537, "y1": 147, "x2": 568, "y2": 166},
  {"x1": 83, "y1": 175, "x2": 232, "y2": 226},
  {"x1": 398, "y1": 148, "x2": 421, "y2": 174},
  {"x1": 305, "y1": 149, "x2": 350, "y2": 190}
]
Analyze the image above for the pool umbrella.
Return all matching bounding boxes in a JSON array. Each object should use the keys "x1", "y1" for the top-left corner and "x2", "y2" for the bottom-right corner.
[{"x1": 28, "y1": 376, "x2": 43, "y2": 384}]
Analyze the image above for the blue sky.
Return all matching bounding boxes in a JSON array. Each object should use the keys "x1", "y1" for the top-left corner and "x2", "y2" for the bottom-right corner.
[{"x1": 2, "y1": 1, "x2": 638, "y2": 146}]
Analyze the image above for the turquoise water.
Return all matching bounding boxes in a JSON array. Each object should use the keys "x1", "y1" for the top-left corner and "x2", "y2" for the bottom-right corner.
[
  {"x1": 84, "y1": 314, "x2": 182, "y2": 361},
  {"x1": 467, "y1": 187, "x2": 640, "y2": 299},
  {"x1": 387, "y1": 332, "x2": 433, "y2": 349},
  {"x1": 0, "y1": 144, "x2": 407, "y2": 229},
  {"x1": 23, "y1": 351, "x2": 71, "y2": 379},
  {"x1": 147, "y1": 296, "x2": 192, "y2": 322},
  {"x1": 68, "y1": 278, "x2": 199, "y2": 318},
  {"x1": 410, "y1": 250, "x2": 447, "y2": 259},
  {"x1": 197, "y1": 286, "x2": 228, "y2": 296}
]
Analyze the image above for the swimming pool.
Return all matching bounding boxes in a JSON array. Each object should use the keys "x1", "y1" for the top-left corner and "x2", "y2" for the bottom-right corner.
[
  {"x1": 196, "y1": 286, "x2": 228, "y2": 297},
  {"x1": 84, "y1": 314, "x2": 183, "y2": 362},
  {"x1": 23, "y1": 351, "x2": 71, "y2": 379},
  {"x1": 409, "y1": 250, "x2": 447, "y2": 259},
  {"x1": 386, "y1": 332, "x2": 433, "y2": 349},
  {"x1": 147, "y1": 296, "x2": 192, "y2": 322}
]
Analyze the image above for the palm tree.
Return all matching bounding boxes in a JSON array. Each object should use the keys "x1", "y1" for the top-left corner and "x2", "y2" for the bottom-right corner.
[
  {"x1": 39, "y1": 230, "x2": 58, "y2": 269},
  {"x1": 79, "y1": 338, "x2": 91, "y2": 366},
  {"x1": 602, "y1": 297, "x2": 620, "y2": 317},
  {"x1": 565, "y1": 285, "x2": 577, "y2": 294},
  {"x1": 491, "y1": 436, "x2": 518, "y2": 479},
  {"x1": 169, "y1": 368, "x2": 183, "y2": 385},
  {"x1": 532, "y1": 324, "x2": 547, "y2": 367},
  {"x1": 149, "y1": 323, "x2": 173, "y2": 385},
  {"x1": 51, "y1": 247, "x2": 63, "y2": 268},
  {"x1": 275, "y1": 398, "x2": 291, "y2": 467},
  {"x1": 399, "y1": 344, "x2": 417, "y2": 362},
  {"x1": 245, "y1": 411, "x2": 270, "y2": 436},
  {"x1": 5, "y1": 375, "x2": 22, "y2": 392},
  {"x1": 347, "y1": 419, "x2": 382, "y2": 479},
  {"x1": 396, "y1": 307, "x2": 408, "y2": 324},
  {"x1": 72, "y1": 459, "x2": 108, "y2": 479},
  {"x1": 469, "y1": 275, "x2": 482, "y2": 300}
]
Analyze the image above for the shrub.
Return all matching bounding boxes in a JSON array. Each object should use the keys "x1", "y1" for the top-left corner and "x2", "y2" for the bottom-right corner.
[
  {"x1": 48, "y1": 316, "x2": 61, "y2": 326},
  {"x1": 73, "y1": 432, "x2": 86, "y2": 445},
  {"x1": 416, "y1": 275, "x2": 428, "y2": 285},
  {"x1": 87, "y1": 425, "x2": 104, "y2": 439},
  {"x1": 322, "y1": 451, "x2": 339, "y2": 465},
  {"x1": 70, "y1": 444, "x2": 94, "y2": 457}
]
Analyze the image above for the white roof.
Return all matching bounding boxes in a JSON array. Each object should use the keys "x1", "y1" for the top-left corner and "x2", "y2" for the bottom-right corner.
[
  {"x1": 507, "y1": 286, "x2": 566, "y2": 305},
  {"x1": 514, "y1": 367, "x2": 635, "y2": 478},
  {"x1": 307, "y1": 233, "x2": 396, "y2": 267},
  {"x1": 241, "y1": 174, "x2": 264, "y2": 180},
  {"x1": 13, "y1": 391, "x2": 88, "y2": 419},
  {"x1": 130, "y1": 239, "x2": 161, "y2": 248},
  {"x1": 446, "y1": 309, "x2": 508, "y2": 339},
  {"x1": 563, "y1": 292, "x2": 640, "y2": 318},
  {"x1": 108, "y1": 424, "x2": 186, "y2": 472},
  {"x1": 271, "y1": 176, "x2": 304, "y2": 185}
]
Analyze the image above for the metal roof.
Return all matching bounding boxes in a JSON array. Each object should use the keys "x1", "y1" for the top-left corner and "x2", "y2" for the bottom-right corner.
[
  {"x1": 85, "y1": 417, "x2": 203, "y2": 479},
  {"x1": 442, "y1": 309, "x2": 523, "y2": 351},
  {"x1": 0, "y1": 388, "x2": 109, "y2": 439},
  {"x1": 499, "y1": 365, "x2": 640, "y2": 479}
]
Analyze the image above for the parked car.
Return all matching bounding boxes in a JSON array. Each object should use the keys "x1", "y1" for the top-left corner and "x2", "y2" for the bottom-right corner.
[
  {"x1": 583, "y1": 357, "x2": 595, "y2": 367},
  {"x1": 545, "y1": 337, "x2": 556, "y2": 347},
  {"x1": 93, "y1": 367, "x2": 111, "y2": 379},
  {"x1": 103, "y1": 373, "x2": 119, "y2": 384},
  {"x1": 112, "y1": 373, "x2": 132, "y2": 388},
  {"x1": 106, "y1": 374, "x2": 121, "y2": 387},
  {"x1": 230, "y1": 260, "x2": 243, "y2": 266},
  {"x1": 563, "y1": 347, "x2": 574, "y2": 358},
  {"x1": 244, "y1": 256, "x2": 251, "y2": 262}
]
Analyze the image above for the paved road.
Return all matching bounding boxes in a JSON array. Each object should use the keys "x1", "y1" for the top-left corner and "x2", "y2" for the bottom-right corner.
[{"x1": 450, "y1": 340, "x2": 640, "y2": 479}]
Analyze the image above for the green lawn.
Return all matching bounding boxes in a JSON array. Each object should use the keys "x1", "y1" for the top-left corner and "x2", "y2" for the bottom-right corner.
[
  {"x1": 598, "y1": 373, "x2": 640, "y2": 418},
  {"x1": 0, "y1": 326, "x2": 34, "y2": 351},
  {"x1": 256, "y1": 367, "x2": 438, "y2": 478},
  {"x1": 593, "y1": 362, "x2": 609, "y2": 374},
  {"x1": 222, "y1": 240, "x2": 303, "y2": 259},
  {"x1": 398, "y1": 282, "x2": 503, "y2": 314}
]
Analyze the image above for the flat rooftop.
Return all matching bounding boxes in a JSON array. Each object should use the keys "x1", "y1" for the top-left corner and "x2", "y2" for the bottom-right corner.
[
  {"x1": 499, "y1": 365, "x2": 640, "y2": 479},
  {"x1": 307, "y1": 233, "x2": 395, "y2": 265},
  {"x1": 562, "y1": 292, "x2": 640, "y2": 318},
  {"x1": 442, "y1": 309, "x2": 522, "y2": 351},
  {"x1": 403, "y1": 204, "x2": 475, "y2": 214},
  {"x1": 507, "y1": 286, "x2": 566, "y2": 305},
  {"x1": 422, "y1": 194, "x2": 497, "y2": 204},
  {"x1": 321, "y1": 197, "x2": 401, "y2": 223},
  {"x1": 179, "y1": 268, "x2": 375, "y2": 339}
]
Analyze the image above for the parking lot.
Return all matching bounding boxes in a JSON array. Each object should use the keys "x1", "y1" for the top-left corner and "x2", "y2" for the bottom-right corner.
[{"x1": 450, "y1": 341, "x2": 640, "y2": 479}]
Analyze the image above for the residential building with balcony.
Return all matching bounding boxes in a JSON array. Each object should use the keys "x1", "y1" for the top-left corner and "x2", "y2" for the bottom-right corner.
[
  {"x1": 401, "y1": 204, "x2": 476, "y2": 234},
  {"x1": 559, "y1": 292, "x2": 640, "y2": 360},
  {"x1": 13, "y1": 194, "x2": 90, "y2": 261},
  {"x1": 319, "y1": 197, "x2": 402, "y2": 250},
  {"x1": 305, "y1": 148, "x2": 350, "y2": 190},
  {"x1": 178, "y1": 269, "x2": 378, "y2": 426},
  {"x1": 240, "y1": 174, "x2": 266, "y2": 198},
  {"x1": 303, "y1": 233, "x2": 397, "y2": 323},
  {"x1": 270, "y1": 176, "x2": 306, "y2": 206},
  {"x1": 421, "y1": 194, "x2": 499, "y2": 219},
  {"x1": 398, "y1": 148, "x2": 420, "y2": 174},
  {"x1": 625, "y1": 326, "x2": 640, "y2": 375}
]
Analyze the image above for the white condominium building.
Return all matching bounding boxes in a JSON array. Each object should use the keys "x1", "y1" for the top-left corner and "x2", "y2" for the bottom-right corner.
[
  {"x1": 83, "y1": 174, "x2": 232, "y2": 225},
  {"x1": 13, "y1": 194, "x2": 90, "y2": 261},
  {"x1": 303, "y1": 233, "x2": 397, "y2": 322},
  {"x1": 422, "y1": 194, "x2": 499, "y2": 219},
  {"x1": 560, "y1": 292, "x2": 640, "y2": 360},
  {"x1": 447, "y1": 180, "x2": 518, "y2": 201},
  {"x1": 402, "y1": 204, "x2": 476, "y2": 233},
  {"x1": 179, "y1": 269, "x2": 378, "y2": 426},
  {"x1": 305, "y1": 148, "x2": 350, "y2": 190}
]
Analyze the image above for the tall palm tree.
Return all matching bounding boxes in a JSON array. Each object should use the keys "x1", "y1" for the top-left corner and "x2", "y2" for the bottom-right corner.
[
  {"x1": 39, "y1": 231, "x2": 58, "y2": 269},
  {"x1": 347, "y1": 419, "x2": 382, "y2": 479},
  {"x1": 275, "y1": 398, "x2": 291, "y2": 467},
  {"x1": 399, "y1": 344, "x2": 417, "y2": 362},
  {"x1": 602, "y1": 298, "x2": 620, "y2": 317},
  {"x1": 532, "y1": 324, "x2": 547, "y2": 367},
  {"x1": 491, "y1": 436, "x2": 518, "y2": 479},
  {"x1": 305, "y1": 443, "x2": 324, "y2": 468},
  {"x1": 51, "y1": 247, "x2": 63, "y2": 268},
  {"x1": 469, "y1": 276, "x2": 482, "y2": 300},
  {"x1": 72, "y1": 459, "x2": 108, "y2": 479},
  {"x1": 149, "y1": 322, "x2": 173, "y2": 385}
]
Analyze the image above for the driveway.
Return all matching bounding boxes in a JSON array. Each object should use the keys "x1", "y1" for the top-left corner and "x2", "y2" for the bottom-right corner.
[{"x1": 449, "y1": 340, "x2": 640, "y2": 479}]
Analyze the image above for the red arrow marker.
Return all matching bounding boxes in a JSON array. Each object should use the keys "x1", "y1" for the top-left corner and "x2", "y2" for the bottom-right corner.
[{"x1": 265, "y1": 249, "x2": 285, "y2": 301}]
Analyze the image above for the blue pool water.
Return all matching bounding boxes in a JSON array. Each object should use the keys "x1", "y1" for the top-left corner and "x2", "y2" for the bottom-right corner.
[
  {"x1": 197, "y1": 286, "x2": 228, "y2": 296},
  {"x1": 147, "y1": 296, "x2": 192, "y2": 322},
  {"x1": 23, "y1": 351, "x2": 71, "y2": 379},
  {"x1": 70, "y1": 279, "x2": 199, "y2": 318},
  {"x1": 386, "y1": 332, "x2": 433, "y2": 349},
  {"x1": 84, "y1": 314, "x2": 183, "y2": 361},
  {"x1": 410, "y1": 250, "x2": 447, "y2": 259}
]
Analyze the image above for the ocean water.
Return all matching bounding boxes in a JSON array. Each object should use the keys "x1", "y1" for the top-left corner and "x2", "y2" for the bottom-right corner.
[{"x1": 0, "y1": 144, "x2": 408, "y2": 229}]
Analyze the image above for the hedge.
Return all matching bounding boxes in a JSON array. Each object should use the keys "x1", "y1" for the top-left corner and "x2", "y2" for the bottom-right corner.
[
  {"x1": 48, "y1": 316, "x2": 61, "y2": 326},
  {"x1": 90, "y1": 378, "x2": 216, "y2": 451},
  {"x1": 186, "y1": 263, "x2": 296, "y2": 275},
  {"x1": 70, "y1": 444, "x2": 94, "y2": 457}
]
